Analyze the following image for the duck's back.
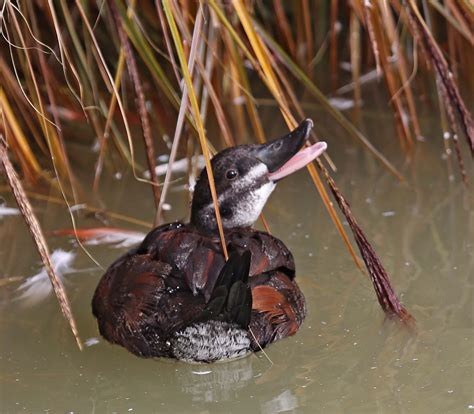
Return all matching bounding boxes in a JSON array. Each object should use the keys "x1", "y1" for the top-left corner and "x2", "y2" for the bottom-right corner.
[{"x1": 92, "y1": 222, "x2": 306, "y2": 360}]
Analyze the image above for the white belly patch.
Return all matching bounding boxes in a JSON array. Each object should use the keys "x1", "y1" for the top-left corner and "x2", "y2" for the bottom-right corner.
[{"x1": 171, "y1": 320, "x2": 251, "y2": 362}]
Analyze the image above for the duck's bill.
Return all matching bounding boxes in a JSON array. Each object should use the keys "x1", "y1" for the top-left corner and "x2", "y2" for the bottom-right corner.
[
  {"x1": 267, "y1": 141, "x2": 327, "y2": 182},
  {"x1": 255, "y1": 119, "x2": 314, "y2": 172}
]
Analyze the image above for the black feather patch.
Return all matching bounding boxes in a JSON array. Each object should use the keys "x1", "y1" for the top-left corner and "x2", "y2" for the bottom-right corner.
[{"x1": 202, "y1": 250, "x2": 252, "y2": 328}]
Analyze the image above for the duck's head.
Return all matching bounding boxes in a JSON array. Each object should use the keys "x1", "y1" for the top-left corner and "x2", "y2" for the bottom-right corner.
[{"x1": 191, "y1": 119, "x2": 327, "y2": 234}]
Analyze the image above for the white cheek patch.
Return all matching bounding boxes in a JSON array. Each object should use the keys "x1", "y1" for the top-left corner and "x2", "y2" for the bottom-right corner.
[
  {"x1": 231, "y1": 181, "x2": 276, "y2": 227},
  {"x1": 244, "y1": 164, "x2": 269, "y2": 182},
  {"x1": 222, "y1": 164, "x2": 269, "y2": 198},
  {"x1": 203, "y1": 163, "x2": 276, "y2": 229}
]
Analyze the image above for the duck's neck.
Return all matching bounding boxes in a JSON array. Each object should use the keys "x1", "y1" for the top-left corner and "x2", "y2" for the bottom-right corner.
[{"x1": 190, "y1": 209, "x2": 255, "y2": 238}]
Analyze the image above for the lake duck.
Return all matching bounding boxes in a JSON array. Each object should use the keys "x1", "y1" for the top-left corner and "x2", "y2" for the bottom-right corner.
[{"x1": 92, "y1": 119, "x2": 327, "y2": 362}]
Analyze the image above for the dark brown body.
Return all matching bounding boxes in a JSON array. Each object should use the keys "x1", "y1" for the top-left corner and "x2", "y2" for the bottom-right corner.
[{"x1": 92, "y1": 222, "x2": 306, "y2": 358}]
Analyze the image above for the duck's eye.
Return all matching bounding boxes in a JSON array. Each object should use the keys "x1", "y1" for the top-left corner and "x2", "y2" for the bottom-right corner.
[{"x1": 226, "y1": 169, "x2": 238, "y2": 180}]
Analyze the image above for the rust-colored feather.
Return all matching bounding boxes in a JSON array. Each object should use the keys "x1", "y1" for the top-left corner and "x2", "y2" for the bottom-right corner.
[
  {"x1": 252, "y1": 285, "x2": 286, "y2": 314},
  {"x1": 252, "y1": 285, "x2": 298, "y2": 337}
]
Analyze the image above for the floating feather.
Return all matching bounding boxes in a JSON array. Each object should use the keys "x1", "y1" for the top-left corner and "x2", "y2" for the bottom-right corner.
[
  {"x1": 329, "y1": 97, "x2": 358, "y2": 111},
  {"x1": 16, "y1": 250, "x2": 76, "y2": 306},
  {"x1": 0, "y1": 204, "x2": 20, "y2": 218},
  {"x1": 143, "y1": 155, "x2": 206, "y2": 178}
]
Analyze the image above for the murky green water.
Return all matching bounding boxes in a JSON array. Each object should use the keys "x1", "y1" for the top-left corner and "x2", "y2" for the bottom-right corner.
[{"x1": 1, "y1": 103, "x2": 473, "y2": 413}]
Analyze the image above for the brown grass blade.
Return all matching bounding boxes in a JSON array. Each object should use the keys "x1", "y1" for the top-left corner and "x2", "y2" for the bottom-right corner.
[
  {"x1": 28, "y1": 2, "x2": 79, "y2": 199},
  {"x1": 155, "y1": 3, "x2": 204, "y2": 225},
  {"x1": 46, "y1": 1, "x2": 84, "y2": 105},
  {"x1": 109, "y1": 0, "x2": 161, "y2": 215},
  {"x1": 198, "y1": 9, "x2": 217, "y2": 125},
  {"x1": 222, "y1": 30, "x2": 266, "y2": 144},
  {"x1": 317, "y1": 158, "x2": 415, "y2": 325},
  {"x1": 226, "y1": 48, "x2": 250, "y2": 142},
  {"x1": 0, "y1": 57, "x2": 48, "y2": 156},
  {"x1": 380, "y1": 0, "x2": 422, "y2": 140},
  {"x1": 350, "y1": 10, "x2": 362, "y2": 118},
  {"x1": 93, "y1": 0, "x2": 138, "y2": 191},
  {"x1": 6, "y1": 2, "x2": 70, "y2": 177},
  {"x1": 403, "y1": 0, "x2": 474, "y2": 155},
  {"x1": 0, "y1": 185, "x2": 152, "y2": 228},
  {"x1": 263, "y1": 42, "x2": 337, "y2": 170},
  {"x1": 163, "y1": 0, "x2": 228, "y2": 259},
  {"x1": 155, "y1": 0, "x2": 182, "y2": 85},
  {"x1": 92, "y1": 49, "x2": 125, "y2": 191},
  {"x1": 231, "y1": 0, "x2": 292, "y2": 122},
  {"x1": 0, "y1": 138, "x2": 83, "y2": 350},
  {"x1": 428, "y1": 0, "x2": 473, "y2": 43},
  {"x1": 73, "y1": 0, "x2": 140, "y2": 182},
  {"x1": 273, "y1": 0, "x2": 297, "y2": 59},
  {"x1": 329, "y1": 0, "x2": 339, "y2": 90},
  {"x1": 0, "y1": 89, "x2": 42, "y2": 181},
  {"x1": 302, "y1": 0, "x2": 314, "y2": 74},
  {"x1": 364, "y1": 1, "x2": 413, "y2": 149},
  {"x1": 363, "y1": 0, "x2": 382, "y2": 77},
  {"x1": 445, "y1": 0, "x2": 473, "y2": 42},
  {"x1": 172, "y1": 7, "x2": 235, "y2": 148}
]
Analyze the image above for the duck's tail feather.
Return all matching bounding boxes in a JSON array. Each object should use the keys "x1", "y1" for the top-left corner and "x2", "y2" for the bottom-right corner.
[{"x1": 203, "y1": 250, "x2": 252, "y2": 328}]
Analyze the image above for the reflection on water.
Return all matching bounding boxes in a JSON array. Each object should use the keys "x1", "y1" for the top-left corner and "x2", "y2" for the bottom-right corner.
[
  {"x1": 177, "y1": 357, "x2": 256, "y2": 402},
  {"x1": 0, "y1": 103, "x2": 473, "y2": 413}
]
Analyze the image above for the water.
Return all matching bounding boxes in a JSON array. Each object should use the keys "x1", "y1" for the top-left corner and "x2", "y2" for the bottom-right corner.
[{"x1": 1, "y1": 105, "x2": 473, "y2": 413}]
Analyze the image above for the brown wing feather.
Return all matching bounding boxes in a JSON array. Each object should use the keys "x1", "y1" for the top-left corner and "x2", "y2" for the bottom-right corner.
[
  {"x1": 92, "y1": 250, "x2": 208, "y2": 357},
  {"x1": 137, "y1": 223, "x2": 295, "y2": 299}
]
